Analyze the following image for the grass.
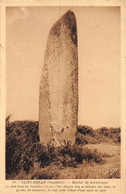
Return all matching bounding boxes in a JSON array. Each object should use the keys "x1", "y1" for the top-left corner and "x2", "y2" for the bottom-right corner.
[
  {"x1": 6, "y1": 116, "x2": 120, "y2": 179},
  {"x1": 76, "y1": 125, "x2": 120, "y2": 145}
]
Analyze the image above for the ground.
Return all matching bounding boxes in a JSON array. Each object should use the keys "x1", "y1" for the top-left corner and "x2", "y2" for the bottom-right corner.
[
  {"x1": 6, "y1": 117, "x2": 120, "y2": 179},
  {"x1": 56, "y1": 143, "x2": 120, "y2": 179},
  {"x1": 26, "y1": 143, "x2": 120, "y2": 179}
]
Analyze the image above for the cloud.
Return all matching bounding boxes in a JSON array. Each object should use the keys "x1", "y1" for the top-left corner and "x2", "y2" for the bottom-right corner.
[{"x1": 7, "y1": 7, "x2": 29, "y2": 25}]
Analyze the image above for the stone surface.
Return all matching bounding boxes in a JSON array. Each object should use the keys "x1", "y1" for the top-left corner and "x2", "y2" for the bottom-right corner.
[{"x1": 39, "y1": 10, "x2": 78, "y2": 146}]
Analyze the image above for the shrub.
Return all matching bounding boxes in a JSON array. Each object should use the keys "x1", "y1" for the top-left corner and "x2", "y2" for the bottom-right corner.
[
  {"x1": 77, "y1": 125, "x2": 94, "y2": 136},
  {"x1": 82, "y1": 148, "x2": 103, "y2": 163},
  {"x1": 96, "y1": 127, "x2": 121, "y2": 143},
  {"x1": 6, "y1": 118, "x2": 40, "y2": 177},
  {"x1": 55, "y1": 143, "x2": 104, "y2": 166}
]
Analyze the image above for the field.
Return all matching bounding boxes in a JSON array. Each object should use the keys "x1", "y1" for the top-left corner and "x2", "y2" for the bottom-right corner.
[{"x1": 6, "y1": 116, "x2": 120, "y2": 179}]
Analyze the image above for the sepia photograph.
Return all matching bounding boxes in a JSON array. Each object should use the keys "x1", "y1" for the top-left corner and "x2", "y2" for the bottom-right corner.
[{"x1": 6, "y1": 6, "x2": 121, "y2": 180}]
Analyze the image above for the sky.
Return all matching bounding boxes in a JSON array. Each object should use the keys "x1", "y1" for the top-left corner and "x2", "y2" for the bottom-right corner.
[{"x1": 6, "y1": 7, "x2": 120, "y2": 129}]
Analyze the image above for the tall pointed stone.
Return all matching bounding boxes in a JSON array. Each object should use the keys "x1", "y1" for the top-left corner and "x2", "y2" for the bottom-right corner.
[{"x1": 39, "y1": 10, "x2": 78, "y2": 146}]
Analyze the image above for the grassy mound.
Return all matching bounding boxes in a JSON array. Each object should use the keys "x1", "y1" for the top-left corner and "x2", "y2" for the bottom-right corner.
[{"x1": 76, "y1": 125, "x2": 120, "y2": 145}]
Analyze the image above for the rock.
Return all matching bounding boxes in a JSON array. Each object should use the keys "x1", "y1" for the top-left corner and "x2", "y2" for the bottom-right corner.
[{"x1": 39, "y1": 10, "x2": 78, "y2": 145}]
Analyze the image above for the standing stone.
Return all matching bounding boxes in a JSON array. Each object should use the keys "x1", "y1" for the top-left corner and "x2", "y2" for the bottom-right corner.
[{"x1": 39, "y1": 10, "x2": 78, "y2": 146}]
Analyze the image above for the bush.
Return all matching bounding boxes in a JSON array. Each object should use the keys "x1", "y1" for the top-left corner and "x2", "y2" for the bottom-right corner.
[
  {"x1": 55, "y1": 143, "x2": 104, "y2": 166},
  {"x1": 77, "y1": 125, "x2": 94, "y2": 136},
  {"x1": 82, "y1": 148, "x2": 103, "y2": 163},
  {"x1": 6, "y1": 118, "x2": 40, "y2": 177},
  {"x1": 96, "y1": 127, "x2": 121, "y2": 143}
]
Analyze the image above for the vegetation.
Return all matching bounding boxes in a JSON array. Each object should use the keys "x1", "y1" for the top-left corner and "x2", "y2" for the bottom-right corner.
[
  {"x1": 6, "y1": 117, "x2": 120, "y2": 179},
  {"x1": 76, "y1": 125, "x2": 120, "y2": 145}
]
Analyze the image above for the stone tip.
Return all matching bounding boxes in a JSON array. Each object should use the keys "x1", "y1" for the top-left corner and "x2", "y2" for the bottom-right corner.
[
  {"x1": 61, "y1": 10, "x2": 76, "y2": 22},
  {"x1": 49, "y1": 10, "x2": 77, "y2": 41},
  {"x1": 63, "y1": 9, "x2": 75, "y2": 17}
]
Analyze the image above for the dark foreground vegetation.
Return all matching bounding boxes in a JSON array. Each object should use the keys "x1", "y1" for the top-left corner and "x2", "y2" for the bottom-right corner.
[{"x1": 6, "y1": 116, "x2": 121, "y2": 179}]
